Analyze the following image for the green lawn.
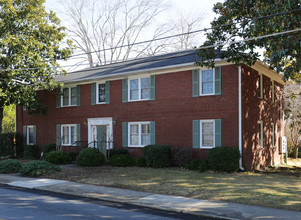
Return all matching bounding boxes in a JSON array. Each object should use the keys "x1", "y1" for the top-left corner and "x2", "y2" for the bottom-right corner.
[{"x1": 45, "y1": 165, "x2": 301, "y2": 212}]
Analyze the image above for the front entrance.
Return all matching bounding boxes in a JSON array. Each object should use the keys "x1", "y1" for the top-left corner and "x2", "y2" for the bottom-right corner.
[{"x1": 88, "y1": 117, "x2": 113, "y2": 155}]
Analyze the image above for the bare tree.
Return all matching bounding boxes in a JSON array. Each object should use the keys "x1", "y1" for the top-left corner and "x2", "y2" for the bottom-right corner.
[
  {"x1": 284, "y1": 84, "x2": 301, "y2": 158},
  {"x1": 60, "y1": 0, "x2": 170, "y2": 67}
]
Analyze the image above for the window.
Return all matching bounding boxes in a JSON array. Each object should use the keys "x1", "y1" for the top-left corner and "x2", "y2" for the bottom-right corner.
[
  {"x1": 258, "y1": 121, "x2": 263, "y2": 148},
  {"x1": 270, "y1": 80, "x2": 275, "y2": 103},
  {"x1": 27, "y1": 126, "x2": 35, "y2": 145},
  {"x1": 200, "y1": 69, "x2": 214, "y2": 95},
  {"x1": 61, "y1": 124, "x2": 77, "y2": 145},
  {"x1": 258, "y1": 74, "x2": 263, "y2": 99},
  {"x1": 271, "y1": 123, "x2": 275, "y2": 148},
  {"x1": 97, "y1": 83, "x2": 106, "y2": 103},
  {"x1": 128, "y1": 122, "x2": 150, "y2": 147},
  {"x1": 200, "y1": 120, "x2": 215, "y2": 148},
  {"x1": 129, "y1": 77, "x2": 150, "y2": 101},
  {"x1": 62, "y1": 87, "x2": 77, "y2": 107}
]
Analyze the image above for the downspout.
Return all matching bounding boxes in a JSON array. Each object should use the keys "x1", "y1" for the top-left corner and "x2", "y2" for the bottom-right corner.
[
  {"x1": 15, "y1": 105, "x2": 17, "y2": 133},
  {"x1": 238, "y1": 66, "x2": 244, "y2": 170}
]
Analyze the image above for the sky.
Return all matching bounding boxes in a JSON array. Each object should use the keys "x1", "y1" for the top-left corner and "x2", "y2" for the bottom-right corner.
[{"x1": 44, "y1": 0, "x2": 222, "y2": 71}]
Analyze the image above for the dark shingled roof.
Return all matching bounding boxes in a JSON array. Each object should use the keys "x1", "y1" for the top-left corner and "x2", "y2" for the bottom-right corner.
[{"x1": 56, "y1": 50, "x2": 221, "y2": 83}]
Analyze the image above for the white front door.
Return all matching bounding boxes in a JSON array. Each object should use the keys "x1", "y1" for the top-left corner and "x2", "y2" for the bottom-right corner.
[{"x1": 88, "y1": 117, "x2": 113, "y2": 150}]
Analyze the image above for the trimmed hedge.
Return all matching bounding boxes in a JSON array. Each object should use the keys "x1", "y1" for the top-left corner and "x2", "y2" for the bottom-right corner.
[
  {"x1": 0, "y1": 159, "x2": 22, "y2": 173},
  {"x1": 42, "y1": 143, "x2": 56, "y2": 156},
  {"x1": 108, "y1": 148, "x2": 128, "y2": 158},
  {"x1": 23, "y1": 145, "x2": 40, "y2": 159},
  {"x1": 108, "y1": 154, "x2": 134, "y2": 167},
  {"x1": 143, "y1": 145, "x2": 172, "y2": 168},
  {"x1": 45, "y1": 151, "x2": 71, "y2": 165},
  {"x1": 171, "y1": 147, "x2": 192, "y2": 167},
  {"x1": 19, "y1": 161, "x2": 61, "y2": 177},
  {"x1": 77, "y1": 148, "x2": 105, "y2": 167},
  {"x1": 208, "y1": 146, "x2": 240, "y2": 172},
  {"x1": 134, "y1": 158, "x2": 145, "y2": 167},
  {"x1": 185, "y1": 159, "x2": 208, "y2": 172}
]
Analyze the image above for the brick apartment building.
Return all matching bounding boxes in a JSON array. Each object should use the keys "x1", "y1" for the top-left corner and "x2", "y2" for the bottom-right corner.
[{"x1": 16, "y1": 50, "x2": 285, "y2": 170}]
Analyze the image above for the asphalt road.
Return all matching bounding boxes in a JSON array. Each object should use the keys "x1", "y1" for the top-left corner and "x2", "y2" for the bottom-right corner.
[{"x1": 0, "y1": 185, "x2": 214, "y2": 220}]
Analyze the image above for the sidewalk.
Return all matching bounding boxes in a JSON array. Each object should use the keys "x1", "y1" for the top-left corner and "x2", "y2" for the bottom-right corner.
[{"x1": 0, "y1": 174, "x2": 300, "y2": 220}]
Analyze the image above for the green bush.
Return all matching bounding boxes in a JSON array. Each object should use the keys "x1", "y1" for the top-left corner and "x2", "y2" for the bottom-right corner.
[
  {"x1": 185, "y1": 159, "x2": 208, "y2": 172},
  {"x1": 19, "y1": 161, "x2": 61, "y2": 177},
  {"x1": 208, "y1": 146, "x2": 240, "y2": 172},
  {"x1": 77, "y1": 148, "x2": 105, "y2": 167},
  {"x1": 23, "y1": 145, "x2": 40, "y2": 159},
  {"x1": 0, "y1": 159, "x2": 22, "y2": 173},
  {"x1": 69, "y1": 152, "x2": 79, "y2": 162},
  {"x1": 0, "y1": 133, "x2": 16, "y2": 157},
  {"x1": 15, "y1": 133, "x2": 23, "y2": 158},
  {"x1": 134, "y1": 158, "x2": 145, "y2": 167},
  {"x1": 108, "y1": 148, "x2": 128, "y2": 158},
  {"x1": 171, "y1": 147, "x2": 192, "y2": 167},
  {"x1": 45, "y1": 151, "x2": 71, "y2": 165},
  {"x1": 143, "y1": 145, "x2": 172, "y2": 168},
  {"x1": 108, "y1": 154, "x2": 134, "y2": 167},
  {"x1": 42, "y1": 143, "x2": 56, "y2": 156}
]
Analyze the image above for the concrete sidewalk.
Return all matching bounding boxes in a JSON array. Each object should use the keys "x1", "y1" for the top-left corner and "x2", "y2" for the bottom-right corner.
[{"x1": 0, "y1": 174, "x2": 300, "y2": 220}]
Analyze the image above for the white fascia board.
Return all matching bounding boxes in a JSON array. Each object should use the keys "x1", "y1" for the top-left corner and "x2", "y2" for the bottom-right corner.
[{"x1": 251, "y1": 61, "x2": 285, "y2": 85}]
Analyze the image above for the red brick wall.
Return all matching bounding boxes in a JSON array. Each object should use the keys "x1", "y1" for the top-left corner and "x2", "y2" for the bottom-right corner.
[
  {"x1": 17, "y1": 64, "x2": 239, "y2": 159},
  {"x1": 241, "y1": 64, "x2": 283, "y2": 170}
]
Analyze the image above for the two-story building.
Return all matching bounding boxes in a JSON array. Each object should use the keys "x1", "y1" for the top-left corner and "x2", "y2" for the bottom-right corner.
[{"x1": 16, "y1": 50, "x2": 285, "y2": 170}]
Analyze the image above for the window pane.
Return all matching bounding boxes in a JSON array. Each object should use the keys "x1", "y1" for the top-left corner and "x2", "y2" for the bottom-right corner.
[
  {"x1": 130, "y1": 90, "x2": 138, "y2": 100},
  {"x1": 28, "y1": 127, "x2": 34, "y2": 144},
  {"x1": 141, "y1": 78, "x2": 150, "y2": 89},
  {"x1": 202, "y1": 82, "x2": 213, "y2": 94},
  {"x1": 141, "y1": 88, "x2": 150, "y2": 99},
  {"x1": 98, "y1": 84, "x2": 106, "y2": 103},
  {"x1": 63, "y1": 88, "x2": 69, "y2": 106},
  {"x1": 62, "y1": 126, "x2": 69, "y2": 145},
  {"x1": 141, "y1": 124, "x2": 150, "y2": 145},
  {"x1": 130, "y1": 125, "x2": 139, "y2": 145},
  {"x1": 202, "y1": 70, "x2": 213, "y2": 82},
  {"x1": 130, "y1": 79, "x2": 138, "y2": 89},
  {"x1": 202, "y1": 122, "x2": 214, "y2": 146},
  {"x1": 71, "y1": 87, "x2": 77, "y2": 105},
  {"x1": 71, "y1": 126, "x2": 76, "y2": 144}
]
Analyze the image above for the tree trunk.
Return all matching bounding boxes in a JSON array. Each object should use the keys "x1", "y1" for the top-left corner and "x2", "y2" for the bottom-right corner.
[
  {"x1": 0, "y1": 104, "x2": 4, "y2": 146},
  {"x1": 294, "y1": 146, "x2": 299, "y2": 159}
]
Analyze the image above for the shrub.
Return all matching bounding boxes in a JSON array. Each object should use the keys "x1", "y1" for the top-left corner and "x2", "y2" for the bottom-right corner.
[
  {"x1": 23, "y1": 145, "x2": 40, "y2": 159},
  {"x1": 42, "y1": 143, "x2": 56, "y2": 156},
  {"x1": 208, "y1": 146, "x2": 240, "y2": 172},
  {"x1": 108, "y1": 148, "x2": 128, "y2": 158},
  {"x1": 69, "y1": 152, "x2": 79, "y2": 162},
  {"x1": 0, "y1": 159, "x2": 22, "y2": 173},
  {"x1": 0, "y1": 133, "x2": 16, "y2": 157},
  {"x1": 19, "y1": 161, "x2": 61, "y2": 177},
  {"x1": 171, "y1": 147, "x2": 192, "y2": 167},
  {"x1": 108, "y1": 154, "x2": 134, "y2": 167},
  {"x1": 134, "y1": 158, "x2": 145, "y2": 167},
  {"x1": 45, "y1": 151, "x2": 71, "y2": 165},
  {"x1": 77, "y1": 148, "x2": 105, "y2": 167},
  {"x1": 185, "y1": 159, "x2": 208, "y2": 172},
  {"x1": 143, "y1": 145, "x2": 172, "y2": 168}
]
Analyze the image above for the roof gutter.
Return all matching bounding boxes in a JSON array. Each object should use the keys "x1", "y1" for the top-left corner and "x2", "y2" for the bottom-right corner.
[{"x1": 238, "y1": 65, "x2": 244, "y2": 171}]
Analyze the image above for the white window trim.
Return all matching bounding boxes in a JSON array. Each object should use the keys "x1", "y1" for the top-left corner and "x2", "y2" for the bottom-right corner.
[
  {"x1": 61, "y1": 124, "x2": 77, "y2": 146},
  {"x1": 258, "y1": 121, "x2": 263, "y2": 148},
  {"x1": 200, "y1": 119, "x2": 215, "y2": 149},
  {"x1": 258, "y1": 74, "x2": 263, "y2": 99},
  {"x1": 61, "y1": 87, "x2": 77, "y2": 107},
  {"x1": 128, "y1": 77, "x2": 151, "y2": 102},
  {"x1": 96, "y1": 82, "x2": 106, "y2": 104},
  {"x1": 199, "y1": 69, "x2": 215, "y2": 96},
  {"x1": 271, "y1": 122, "x2": 275, "y2": 148},
  {"x1": 128, "y1": 121, "x2": 150, "y2": 147},
  {"x1": 26, "y1": 125, "x2": 35, "y2": 145}
]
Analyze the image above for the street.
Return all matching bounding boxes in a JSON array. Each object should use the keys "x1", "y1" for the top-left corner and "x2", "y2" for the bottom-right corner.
[{"x1": 0, "y1": 185, "x2": 212, "y2": 220}]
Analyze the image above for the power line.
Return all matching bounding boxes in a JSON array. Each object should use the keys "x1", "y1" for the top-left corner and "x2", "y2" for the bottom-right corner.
[{"x1": 1, "y1": 28, "x2": 299, "y2": 73}]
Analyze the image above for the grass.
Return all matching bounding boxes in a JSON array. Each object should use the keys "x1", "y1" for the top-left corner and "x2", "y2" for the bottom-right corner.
[{"x1": 43, "y1": 164, "x2": 301, "y2": 212}]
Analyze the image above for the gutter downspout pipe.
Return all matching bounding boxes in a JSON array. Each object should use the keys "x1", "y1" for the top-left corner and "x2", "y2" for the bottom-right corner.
[{"x1": 238, "y1": 66, "x2": 244, "y2": 171}]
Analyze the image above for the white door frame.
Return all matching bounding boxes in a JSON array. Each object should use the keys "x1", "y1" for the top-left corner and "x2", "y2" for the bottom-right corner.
[{"x1": 88, "y1": 117, "x2": 113, "y2": 149}]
